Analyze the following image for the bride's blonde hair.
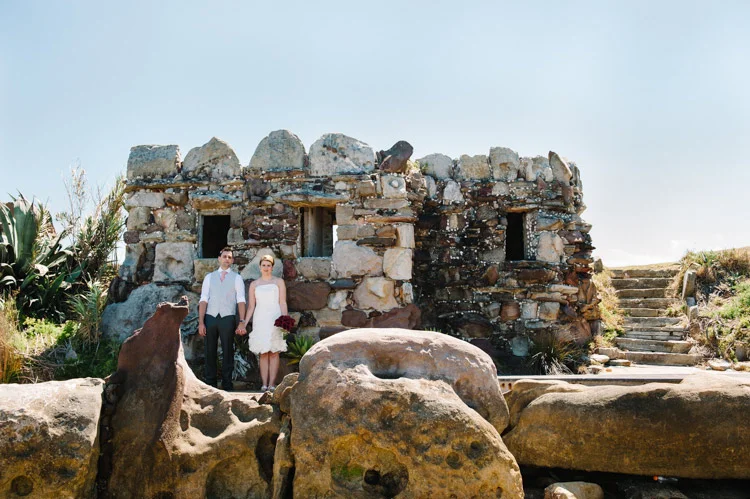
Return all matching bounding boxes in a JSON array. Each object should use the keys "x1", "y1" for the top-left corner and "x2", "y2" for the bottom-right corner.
[{"x1": 259, "y1": 254, "x2": 275, "y2": 266}]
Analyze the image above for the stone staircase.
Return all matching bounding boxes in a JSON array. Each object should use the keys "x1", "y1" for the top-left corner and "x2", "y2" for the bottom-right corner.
[{"x1": 610, "y1": 267, "x2": 701, "y2": 366}]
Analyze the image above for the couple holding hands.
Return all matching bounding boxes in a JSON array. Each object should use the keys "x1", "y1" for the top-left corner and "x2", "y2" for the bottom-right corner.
[{"x1": 198, "y1": 248, "x2": 289, "y2": 391}]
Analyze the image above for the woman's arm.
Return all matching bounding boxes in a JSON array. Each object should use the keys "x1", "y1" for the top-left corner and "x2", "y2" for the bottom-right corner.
[
  {"x1": 277, "y1": 278, "x2": 288, "y2": 315},
  {"x1": 246, "y1": 281, "x2": 257, "y2": 322}
]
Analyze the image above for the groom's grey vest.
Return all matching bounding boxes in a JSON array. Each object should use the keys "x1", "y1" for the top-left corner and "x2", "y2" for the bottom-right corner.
[{"x1": 205, "y1": 271, "x2": 238, "y2": 318}]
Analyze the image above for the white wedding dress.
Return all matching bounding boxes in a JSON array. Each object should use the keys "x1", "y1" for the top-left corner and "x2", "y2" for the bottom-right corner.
[{"x1": 249, "y1": 282, "x2": 287, "y2": 354}]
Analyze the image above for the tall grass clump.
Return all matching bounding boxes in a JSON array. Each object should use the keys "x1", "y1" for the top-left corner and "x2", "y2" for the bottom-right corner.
[
  {"x1": 68, "y1": 279, "x2": 108, "y2": 345},
  {"x1": 527, "y1": 332, "x2": 583, "y2": 375},
  {"x1": 591, "y1": 268, "x2": 624, "y2": 344}
]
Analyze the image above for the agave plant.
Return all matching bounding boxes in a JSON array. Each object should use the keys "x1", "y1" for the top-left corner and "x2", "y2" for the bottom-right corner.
[
  {"x1": 0, "y1": 195, "x2": 78, "y2": 319},
  {"x1": 286, "y1": 334, "x2": 317, "y2": 365}
]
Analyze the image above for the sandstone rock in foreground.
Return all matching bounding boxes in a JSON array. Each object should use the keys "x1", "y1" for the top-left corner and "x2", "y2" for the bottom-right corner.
[
  {"x1": 104, "y1": 299, "x2": 281, "y2": 498},
  {"x1": 0, "y1": 378, "x2": 103, "y2": 499},
  {"x1": 504, "y1": 374, "x2": 750, "y2": 479},
  {"x1": 290, "y1": 328, "x2": 523, "y2": 498}
]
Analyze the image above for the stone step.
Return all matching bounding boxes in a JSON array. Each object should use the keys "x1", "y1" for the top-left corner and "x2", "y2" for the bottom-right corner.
[
  {"x1": 617, "y1": 298, "x2": 675, "y2": 309},
  {"x1": 616, "y1": 288, "x2": 667, "y2": 299},
  {"x1": 615, "y1": 337, "x2": 693, "y2": 354},
  {"x1": 622, "y1": 331, "x2": 685, "y2": 341},
  {"x1": 623, "y1": 316, "x2": 684, "y2": 327},
  {"x1": 610, "y1": 268, "x2": 679, "y2": 279},
  {"x1": 624, "y1": 325, "x2": 688, "y2": 334},
  {"x1": 610, "y1": 277, "x2": 674, "y2": 290},
  {"x1": 621, "y1": 351, "x2": 702, "y2": 366},
  {"x1": 621, "y1": 308, "x2": 663, "y2": 318}
]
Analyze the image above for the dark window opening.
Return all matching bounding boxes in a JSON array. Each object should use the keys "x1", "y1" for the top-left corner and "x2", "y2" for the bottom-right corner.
[
  {"x1": 301, "y1": 207, "x2": 336, "y2": 257},
  {"x1": 505, "y1": 212, "x2": 525, "y2": 261},
  {"x1": 201, "y1": 215, "x2": 230, "y2": 258}
]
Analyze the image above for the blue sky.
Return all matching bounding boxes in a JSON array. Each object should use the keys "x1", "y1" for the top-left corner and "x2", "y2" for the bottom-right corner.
[{"x1": 1, "y1": 1, "x2": 748, "y2": 266}]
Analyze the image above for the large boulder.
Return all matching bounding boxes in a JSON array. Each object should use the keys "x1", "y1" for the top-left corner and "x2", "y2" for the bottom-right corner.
[
  {"x1": 101, "y1": 283, "x2": 200, "y2": 342},
  {"x1": 377, "y1": 140, "x2": 413, "y2": 174},
  {"x1": 290, "y1": 329, "x2": 523, "y2": 497},
  {"x1": 104, "y1": 299, "x2": 282, "y2": 498},
  {"x1": 0, "y1": 378, "x2": 103, "y2": 498},
  {"x1": 249, "y1": 129, "x2": 306, "y2": 171},
  {"x1": 504, "y1": 375, "x2": 750, "y2": 479},
  {"x1": 182, "y1": 137, "x2": 241, "y2": 179},
  {"x1": 308, "y1": 133, "x2": 376, "y2": 176}
]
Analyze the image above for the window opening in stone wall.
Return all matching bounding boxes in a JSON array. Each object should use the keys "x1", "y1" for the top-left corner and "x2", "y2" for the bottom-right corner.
[
  {"x1": 301, "y1": 207, "x2": 336, "y2": 257},
  {"x1": 505, "y1": 212, "x2": 525, "y2": 261},
  {"x1": 201, "y1": 215, "x2": 230, "y2": 258}
]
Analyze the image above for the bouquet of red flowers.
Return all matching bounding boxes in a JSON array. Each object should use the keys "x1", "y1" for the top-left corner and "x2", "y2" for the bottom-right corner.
[{"x1": 274, "y1": 315, "x2": 296, "y2": 337}]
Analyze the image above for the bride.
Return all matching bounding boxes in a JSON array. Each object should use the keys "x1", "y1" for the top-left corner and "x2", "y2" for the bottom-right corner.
[{"x1": 246, "y1": 254, "x2": 288, "y2": 391}]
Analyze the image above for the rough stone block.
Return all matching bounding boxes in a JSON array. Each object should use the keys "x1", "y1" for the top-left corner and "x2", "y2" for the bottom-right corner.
[
  {"x1": 456, "y1": 154, "x2": 490, "y2": 180},
  {"x1": 537, "y1": 232, "x2": 565, "y2": 263},
  {"x1": 383, "y1": 248, "x2": 413, "y2": 280},
  {"x1": 335, "y1": 205, "x2": 355, "y2": 225},
  {"x1": 442, "y1": 180, "x2": 464, "y2": 204},
  {"x1": 380, "y1": 174, "x2": 407, "y2": 198},
  {"x1": 539, "y1": 302, "x2": 560, "y2": 321},
  {"x1": 125, "y1": 191, "x2": 165, "y2": 209},
  {"x1": 297, "y1": 257, "x2": 331, "y2": 280},
  {"x1": 153, "y1": 242, "x2": 196, "y2": 283},
  {"x1": 183, "y1": 137, "x2": 241, "y2": 179},
  {"x1": 417, "y1": 153, "x2": 453, "y2": 179},
  {"x1": 353, "y1": 277, "x2": 398, "y2": 311},
  {"x1": 249, "y1": 130, "x2": 305, "y2": 171},
  {"x1": 287, "y1": 282, "x2": 331, "y2": 311},
  {"x1": 308, "y1": 133, "x2": 375, "y2": 176},
  {"x1": 489, "y1": 147, "x2": 521, "y2": 181},
  {"x1": 331, "y1": 241, "x2": 383, "y2": 278},
  {"x1": 127, "y1": 144, "x2": 180, "y2": 180},
  {"x1": 126, "y1": 206, "x2": 151, "y2": 231}
]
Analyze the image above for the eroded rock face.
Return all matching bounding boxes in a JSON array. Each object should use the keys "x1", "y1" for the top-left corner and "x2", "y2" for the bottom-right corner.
[
  {"x1": 101, "y1": 283, "x2": 199, "y2": 342},
  {"x1": 0, "y1": 378, "x2": 103, "y2": 499},
  {"x1": 504, "y1": 375, "x2": 750, "y2": 479},
  {"x1": 290, "y1": 329, "x2": 523, "y2": 497},
  {"x1": 105, "y1": 300, "x2": 281, "y2": 498}
]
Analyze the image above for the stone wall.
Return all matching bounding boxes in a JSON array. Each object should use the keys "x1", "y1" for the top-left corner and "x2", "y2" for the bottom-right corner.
[{"x1": 104, "y1": 130, "x2": 599, "y2": 365}]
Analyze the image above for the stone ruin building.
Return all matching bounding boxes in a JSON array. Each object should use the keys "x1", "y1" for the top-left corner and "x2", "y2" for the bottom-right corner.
[{"x1": 102, "y1": 131, "x2": 599, "y2": 368}]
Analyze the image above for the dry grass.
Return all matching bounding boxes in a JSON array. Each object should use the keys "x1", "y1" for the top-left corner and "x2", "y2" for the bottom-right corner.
[
  {"x1": 592, "y1": 268, "x2": 624, "y2": 344},
  {"x1": 0, "y1": 297, "x2": 23, "y2": 383}
]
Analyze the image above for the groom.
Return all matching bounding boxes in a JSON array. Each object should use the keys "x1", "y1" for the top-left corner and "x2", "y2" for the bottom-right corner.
[{"x1": 198, "y1": 247, "x2": 247, "y2": 391}]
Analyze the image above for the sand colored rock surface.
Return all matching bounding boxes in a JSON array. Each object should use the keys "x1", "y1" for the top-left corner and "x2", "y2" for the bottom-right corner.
[
  {"x1": 0, "y1": 378, "x2": 103, "y2": 499},
  {"x1": 504, "y1": 374, "x2": 750, "y2": 479},
  {"x1": 290, "y1": 329, "x2": 522, "y2": 498},
  {"x1": 104, "y1": 299, "x2": 281, "y2": 498}
]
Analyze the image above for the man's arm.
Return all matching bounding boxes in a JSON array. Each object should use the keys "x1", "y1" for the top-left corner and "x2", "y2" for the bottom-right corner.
[
  {"x1": 198, "y1": 301, "x2": 207, "y2": 337},
  {"x1": 198, "y1": 274, "x2": 211, "y2": 337}
]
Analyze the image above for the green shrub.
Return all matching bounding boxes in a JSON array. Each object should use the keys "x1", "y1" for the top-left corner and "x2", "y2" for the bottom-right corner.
[{"x1": 528, "y1": 332, "x2": 582, "y2": 375}]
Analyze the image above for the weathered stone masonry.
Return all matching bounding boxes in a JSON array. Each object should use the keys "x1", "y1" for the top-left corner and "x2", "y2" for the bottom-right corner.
[{"x1": 103, "y1": 131, "x2": 599, "y2": 365}]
